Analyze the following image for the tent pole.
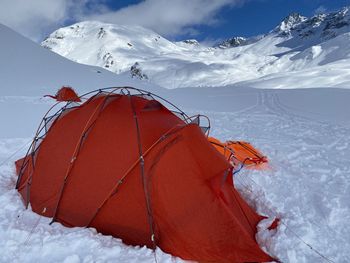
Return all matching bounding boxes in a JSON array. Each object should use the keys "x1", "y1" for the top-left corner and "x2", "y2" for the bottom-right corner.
[
  {"x1": 128, "y1": 93, "x2": 158, "y2": 251},
  {"x1": 50, "y1": 90, "x2": 117, "y2": 224},
  {"x1": 85, "y1": 124, "x2": 185, "y2": 227}
]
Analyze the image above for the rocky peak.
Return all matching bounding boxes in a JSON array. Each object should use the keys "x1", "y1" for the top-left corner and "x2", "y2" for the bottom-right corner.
[
  {"x1": 277, "y1": 13, "x2": 307, "y2": 34},
  {"x1": 323, "y1": 7, "x2": 350, "y2": 32},
  {"x1": 217, "y1": 37, "x2": 247, "y2": 48},
  {"x1": 182, "y1": 39, "x2": 199, "y2": 45},
  {"x1": 271, "y1": 7, "x2": 350, "y2": 41}
]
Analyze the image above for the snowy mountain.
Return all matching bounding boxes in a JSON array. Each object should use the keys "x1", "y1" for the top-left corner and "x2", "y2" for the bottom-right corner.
[
  {"x1": 0, "y1": 23, "x2": 158, "y2": 97},
  {"x1": 41, "y1": 7, "x2": 350, "y2": 89},
  {"x1": 0, "y1": 20, "x2": 166, "y2": 139},
  {"x1": 273, "y1": 9, "x2": 350, "y2": 41},
  {"x1": 0, "y1": 23, "x2": 161, "y2": 138}
]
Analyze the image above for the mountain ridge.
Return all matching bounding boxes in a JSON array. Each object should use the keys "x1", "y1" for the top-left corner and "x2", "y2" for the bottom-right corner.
[{"x1": 41, "y1": 6, "x2": 350, "y2": 89}]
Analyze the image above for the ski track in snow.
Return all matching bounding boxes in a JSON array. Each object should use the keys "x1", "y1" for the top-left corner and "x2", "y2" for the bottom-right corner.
[{"x1": 0, "y1": 90, "x2": 349, "y2": 262}]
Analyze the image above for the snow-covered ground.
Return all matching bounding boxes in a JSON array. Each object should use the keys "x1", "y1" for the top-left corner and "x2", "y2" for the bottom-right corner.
[
  {"x1": 1, "y1": 8, "x2": 350, "y2": 262},
  {"x1": 173, "y1": 87, "x2": 350, "y2": 262},
  {"x1": 1, "y1": 87, "x2": 349, "y2": 262}
]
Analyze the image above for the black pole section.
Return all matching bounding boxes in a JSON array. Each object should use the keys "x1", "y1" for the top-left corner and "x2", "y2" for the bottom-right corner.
[{"x1": 128, "y1": 94, "x2": 158, "y2": 251}]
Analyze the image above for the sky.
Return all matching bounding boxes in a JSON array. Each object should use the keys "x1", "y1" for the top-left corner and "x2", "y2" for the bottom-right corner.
[{"x1": 0, "y1": 0, "x2": 349, "y2": 43}]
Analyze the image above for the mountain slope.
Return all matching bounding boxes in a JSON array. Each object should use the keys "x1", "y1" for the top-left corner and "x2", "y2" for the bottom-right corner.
[
  {"x1": 41, "y1": 7, "x2": 350, "y2": 89},
  {"x1": 0, "y1": 23, "x2": 156, "y2": 96},
  {"x1": 0, "y1": 23, "x2": 161, "y2": 138}
]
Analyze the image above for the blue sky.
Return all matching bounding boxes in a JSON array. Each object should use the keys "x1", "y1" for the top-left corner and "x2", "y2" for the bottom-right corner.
[
  {"x1": 0, "y1": 0, "x2": 349, "y2": 42},
  {"x1": 197, "y1": 0, "x2": 350, "y2": 41},
  {"x1": 102, "y1": 0, "x2": 350, "y2": 41}
]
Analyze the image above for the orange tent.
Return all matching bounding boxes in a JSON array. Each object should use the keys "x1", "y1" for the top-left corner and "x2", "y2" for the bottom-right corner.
[{"x1": 16, "y1": 87, "x2": 273, "y2": 262}]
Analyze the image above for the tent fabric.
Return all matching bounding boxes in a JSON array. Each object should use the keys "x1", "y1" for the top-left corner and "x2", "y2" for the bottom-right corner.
[
  {"x1": 16, "y1": 91, "x2": 273, "y2": 262},
  {"x1": 44, "y1": 86, "x2": 81, "y2": 102},
  {"x1": 208, "y1": 137, "x2": 268, "y2": 170}
]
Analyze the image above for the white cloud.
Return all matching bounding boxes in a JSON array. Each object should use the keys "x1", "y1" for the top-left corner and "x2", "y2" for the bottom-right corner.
[
  {"x1": 0, "y1": 0, "x2": 68, "y2": 41},
  {"x1": 0, "y1": 0, "x2": 107, "y2": 41},
  {"x1": 0, "y1": 0, "x2": 243, "y2": 41},
  {"x1": 86, "y1": 0, "x2": 241, "y2": 38}
]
